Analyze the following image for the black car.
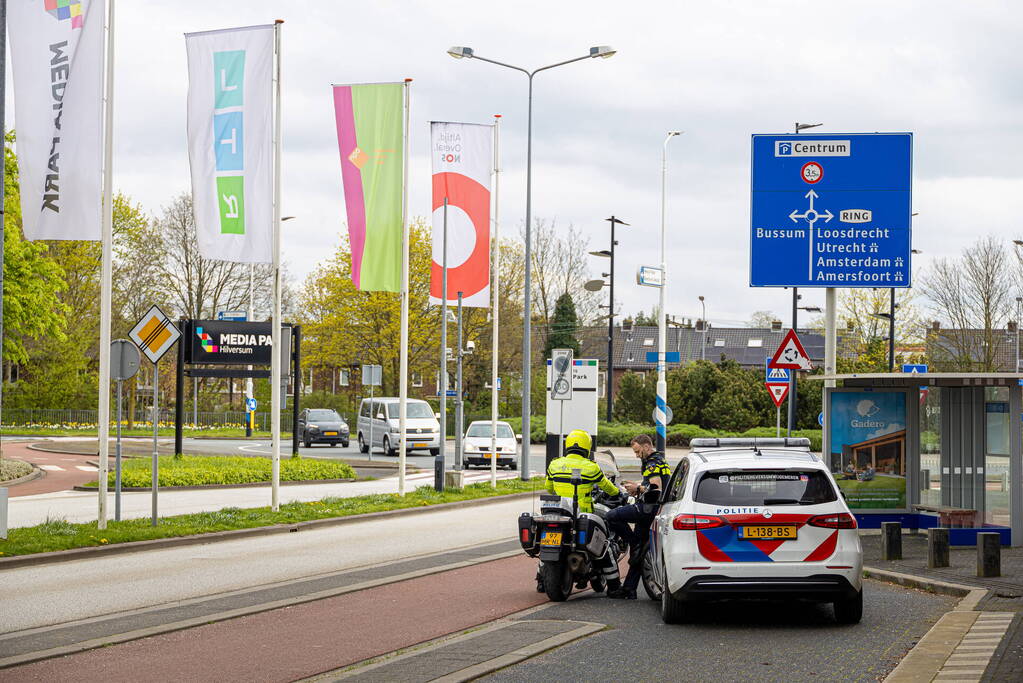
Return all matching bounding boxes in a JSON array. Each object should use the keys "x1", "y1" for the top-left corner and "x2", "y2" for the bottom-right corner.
[{"x1": 298, "y1": 409, "x2": 350, "y2": 447}]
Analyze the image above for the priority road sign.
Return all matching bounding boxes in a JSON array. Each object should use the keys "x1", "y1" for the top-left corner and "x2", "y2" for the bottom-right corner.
[
  {"x1": 764, "y1": 356, "x2": 790, "y2": 384},
  {"x1": 765, "y1": 383, "x2": 789, "y2": 408},
  {"x1": 750, "y1": 133, "x2": 913, "y2": 288},
  {"x1": 129, "y1": 306, "x2": 181, "y2": 364},
  {"x1": 768, "y1": 329, "x2": 813, "y2": 370}
]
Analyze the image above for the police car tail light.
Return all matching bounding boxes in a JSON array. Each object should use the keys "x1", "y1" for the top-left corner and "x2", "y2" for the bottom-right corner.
[
  {"x1": 673, "y1": 514, "x2": 727, "y2": 530},
  {"x1": 807, "y1": 513, "x2": 857, "y2": 529}
]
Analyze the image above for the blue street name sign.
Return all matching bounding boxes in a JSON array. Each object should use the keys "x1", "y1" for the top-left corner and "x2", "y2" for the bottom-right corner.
[
  {"x1": 217, "y1": 310, "x2": 248, "y2": 321},
  {"x1": 435, "y1": 390, "x2": 458, "y2": 397},
  {"x1": 750, "y1": 133, "x2": 913, "y2": 288},
  {"x1": 765, "y1": 356, "x2": 790, "y2": 384},
  {"x1": 902, "y1": 363, "x2": 928, "y2": 374},
  {"x1": 646, "y1": 351, "x2": 681, "y2": 363}
]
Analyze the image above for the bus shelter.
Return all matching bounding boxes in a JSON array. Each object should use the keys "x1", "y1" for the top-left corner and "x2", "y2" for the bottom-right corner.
[{"x1": 811, "y1": 373, "x2": 1023, "y2": 546}]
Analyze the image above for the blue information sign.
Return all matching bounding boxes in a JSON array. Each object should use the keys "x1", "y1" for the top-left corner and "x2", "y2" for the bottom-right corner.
[
  {"x1": 750, "y1": 133, "x2": 912, "y2": 288},
  {"x1": 765, "y1": 356, "x2": 790, "y2": 384},
  {"x1": 901, "y1": 363, "x2": 927, "y2": 374},
  {"x1": 646, "y1": 351, "x2": 681, "y2": 364}
]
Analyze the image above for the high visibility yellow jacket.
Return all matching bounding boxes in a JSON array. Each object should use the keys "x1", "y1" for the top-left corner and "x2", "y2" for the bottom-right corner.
[{"x1": 545, "y1": 451, "x2": 619, "y2": 513}]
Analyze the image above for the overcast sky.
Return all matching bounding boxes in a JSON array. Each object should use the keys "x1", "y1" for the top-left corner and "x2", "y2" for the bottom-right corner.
[{"x1": 6, "y1": 0, "x2": 1023, "y2": 328}]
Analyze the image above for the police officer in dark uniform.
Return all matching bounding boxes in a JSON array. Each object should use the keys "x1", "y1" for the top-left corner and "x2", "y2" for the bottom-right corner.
[{"x1": 606, "y1": 433, "x2": 671, "y2": 599}]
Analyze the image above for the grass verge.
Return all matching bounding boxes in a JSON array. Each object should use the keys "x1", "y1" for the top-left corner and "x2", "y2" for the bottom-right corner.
[
  {"x1": 0, "y1": 478, "x2": 543, "y2": 557},
  {"x1": 80, "y1": 455, "x2": 356, "y2": 488}
]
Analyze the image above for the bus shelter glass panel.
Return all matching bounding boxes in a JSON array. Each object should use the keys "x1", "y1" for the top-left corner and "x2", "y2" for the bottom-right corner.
[
  {"x1": 985, "y1": 387, "x2": 1010, "y2": 526},
  {"x1": 920, "y1": 386, "x2": 941, "y2": 507}
]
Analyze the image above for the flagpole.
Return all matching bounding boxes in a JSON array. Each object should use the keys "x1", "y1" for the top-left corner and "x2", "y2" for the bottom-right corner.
[
  {"x1": 97, "y1": 0, "x2": 116, "y2": 530},
  {"x1": 398, "y1": 78, "x2": 412, "y2": 496},
  {"x1": 0, "y1": 0, "x2": 7, "y2": 464},
  {"x1": 270, "y1": 19, "x2": 283, "y2": 511},
  {"x1": 489, "y1": 115, "x2": 501, "y2": 488}
]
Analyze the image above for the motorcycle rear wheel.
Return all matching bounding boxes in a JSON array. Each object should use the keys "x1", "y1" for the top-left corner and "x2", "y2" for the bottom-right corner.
[{"x1": 541, "y1": 561, "x2": 573, "y2": 602}]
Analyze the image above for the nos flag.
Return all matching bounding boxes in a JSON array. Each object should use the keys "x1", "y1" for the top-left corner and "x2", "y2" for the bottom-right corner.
[
  {"x1": 185, "y1": 25, "x2": 274, "y2": 264},
  {"x1": 8, "y1": 0, "x2": 106, "y2": 241},
  {"x1": 430, "y1": 122, "x2": 491, "y2": 307},
  {"x1": 332, "y1": 83, "x2": 404, "y2": 292}
]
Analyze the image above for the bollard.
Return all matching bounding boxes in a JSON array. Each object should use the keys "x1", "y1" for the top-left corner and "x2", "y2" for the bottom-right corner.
[
  {"x1": 928, "y1": 528, "x2": 950, "y2": 568},
  {"x1": 977, "y1": 532, "x2": 1001, "y2": 578},
  {"x1": 881, "y1": 521, "x2": 903, "y2": 560}
]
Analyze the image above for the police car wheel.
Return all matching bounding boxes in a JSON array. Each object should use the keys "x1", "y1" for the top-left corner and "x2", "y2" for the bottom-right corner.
[
  {"x1": 641, "y1": 551, "x2": 660, "y2": 601},
  {"x1": 660, "y1": 560, "x2": 688, "y2": 624},
  {"x1": 834, "y1": 589, "x2": 863, "y2": 624}
]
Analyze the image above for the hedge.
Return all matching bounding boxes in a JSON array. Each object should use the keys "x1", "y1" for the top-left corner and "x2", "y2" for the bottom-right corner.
[{"x1": 92, "y1": 456, "x2": 356, "y2": 488}]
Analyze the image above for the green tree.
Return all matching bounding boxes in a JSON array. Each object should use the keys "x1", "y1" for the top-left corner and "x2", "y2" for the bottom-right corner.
[{"x1": 545, "y1": 292, "x2": 580, "y2": 357}]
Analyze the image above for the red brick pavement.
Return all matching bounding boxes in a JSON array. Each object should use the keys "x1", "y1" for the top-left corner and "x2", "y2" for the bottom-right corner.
[{"x1": 2, "y1": 442, "x2": 98, "y2": 496}]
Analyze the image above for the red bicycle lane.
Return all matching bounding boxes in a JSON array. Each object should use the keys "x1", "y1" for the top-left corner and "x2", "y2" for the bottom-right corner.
[
  {"x1": 2, "y1": 554, "x2": 553, "y2": 682},
  {"x1": 2, "y1": 442, "x2": 99, "y2": 496}
]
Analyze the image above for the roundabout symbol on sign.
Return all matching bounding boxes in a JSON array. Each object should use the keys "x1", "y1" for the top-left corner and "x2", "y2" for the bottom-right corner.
[{"x1": 800, "y1": 161, "x2": 823, "y2": 184}]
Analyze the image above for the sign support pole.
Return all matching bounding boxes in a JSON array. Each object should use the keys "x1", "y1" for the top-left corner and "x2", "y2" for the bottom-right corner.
[
  {"x1": 776, "y1": 404, "x2": 781, "y2": 438},
  {"x1": 455, "y1": 291, "x2": 463, "y2": 470},
  {"x1": 115, "y1": 377, "x2": 122, "y2": 521},
  {"x1": 489, "y1": 115, "x2": 501, "y2": 488},
  {"x1": 788, "y1": 288, "x2": 798, "y2": 435},
  {"x1": 368, "y1": 381, "x2": 374, "y2": 463},
  {"x1": 151, "y1": 361, "x2": 159, "y2": 526},
  {"x1": 96, "y1": 0, "x2": 117, "y2": 530}
]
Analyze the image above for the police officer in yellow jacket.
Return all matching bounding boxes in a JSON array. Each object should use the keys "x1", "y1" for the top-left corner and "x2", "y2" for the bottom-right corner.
[
  {"x1": 537, "y1": 430, "x2": 622, "y2": 593},
  {"x1": 545, "y1": 430, "x2": 620, "y2": 511}
]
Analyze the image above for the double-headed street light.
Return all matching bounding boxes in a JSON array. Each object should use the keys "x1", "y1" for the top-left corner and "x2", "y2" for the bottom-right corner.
[
  {"x1": 449, "y1": 44, "x2": 616, "y2": 479},
  {"x1": 588, "y1": 217, "x2": 628, "y2": 422}
]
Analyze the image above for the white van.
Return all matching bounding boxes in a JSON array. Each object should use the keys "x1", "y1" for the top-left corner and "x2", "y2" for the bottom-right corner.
[{"x1": 357, "y1": 397, "x2": 441, "y2": 456}]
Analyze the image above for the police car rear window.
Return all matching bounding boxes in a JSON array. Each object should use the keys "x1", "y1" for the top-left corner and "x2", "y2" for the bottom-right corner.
[{"x1": 694, "y1": 471, "x2": 837, "y2": 506}]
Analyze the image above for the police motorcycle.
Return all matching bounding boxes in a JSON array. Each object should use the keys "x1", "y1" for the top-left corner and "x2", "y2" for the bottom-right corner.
[{"x1": 518, "y1": 450, "x2": 629, "y2": 602}]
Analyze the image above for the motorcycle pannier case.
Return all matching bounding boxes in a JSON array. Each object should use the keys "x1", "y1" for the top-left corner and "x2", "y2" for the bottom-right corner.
[
  {"x1": 575, "y1": 513, "x2": 609, "y2": 557},
  {"x1": 518, "y1": 512, "x2": 539, "y2": 556}
]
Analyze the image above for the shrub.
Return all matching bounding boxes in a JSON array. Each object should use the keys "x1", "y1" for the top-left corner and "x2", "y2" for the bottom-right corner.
[{"x1": 100, "y1": 456, "x2": 356, "y2": 488}]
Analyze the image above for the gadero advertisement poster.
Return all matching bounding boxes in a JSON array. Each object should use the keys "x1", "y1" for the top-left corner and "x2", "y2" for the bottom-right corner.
[{"x1": 829, "y1": 392, "x2": 907, "y2": 509}]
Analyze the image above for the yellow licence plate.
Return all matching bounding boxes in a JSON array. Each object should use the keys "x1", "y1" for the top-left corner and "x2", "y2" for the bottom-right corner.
[
  {"x1": 324, "y1": 431, "x2": 337, "y2": 436},
  {"x1": 540, "y1": 532, "x2": 563, "y2": 546},
  {"x1": 739, "y1": 525, "x2": 797, "y2": 540},
  {"x1": 414, "y1": 442, "x2": 428, "y2": 448}
]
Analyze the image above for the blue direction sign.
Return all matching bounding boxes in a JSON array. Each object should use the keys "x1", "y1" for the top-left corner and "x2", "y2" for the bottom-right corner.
[
  {"x1": 646, "y1": 351, "x2": 682, "y2": 363},
  {"x1": 902, "y1": 363, "x2": 928, "y2": 374},
  {"x1": 765, "y1": 356, "x2": 790, "y2": 384},
  {"x1": 750, "y1": 133, "x2": 912, "y2": 288}
]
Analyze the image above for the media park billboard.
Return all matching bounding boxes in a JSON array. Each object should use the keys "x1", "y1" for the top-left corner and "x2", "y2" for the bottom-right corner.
[
  {"x1": 186, "y1": 320, "x2": 290, "y2": 365},
  {"x1": 750, "y1": 133, "x2": 912, "y2": 288}
]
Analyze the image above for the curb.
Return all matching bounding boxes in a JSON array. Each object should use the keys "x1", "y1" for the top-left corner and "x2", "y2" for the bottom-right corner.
[
  {"x1": 0, "y1": 490, "x2": 538, "y2": 570},
  {"x1": 71, "y1": 478, "x2": 357, "y2": 492},
  {"x1": 0, "y1": 462, "x2": 43, "y2": 488},
  {"x1": 862, "y1": 566, "x2": 988, "y2": 610}
]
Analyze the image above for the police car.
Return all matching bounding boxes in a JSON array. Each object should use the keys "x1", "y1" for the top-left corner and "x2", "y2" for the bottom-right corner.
[{"x1": 644, "y1": 438, "x2": 863, "y2": 624}]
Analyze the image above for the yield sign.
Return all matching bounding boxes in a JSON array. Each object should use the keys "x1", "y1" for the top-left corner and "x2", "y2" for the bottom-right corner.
[
  {"x1": 765, "y1": 382, "x2": 789, "y2": 407},
  {"x1": 768, "y1": 329, "x2": 813, "y2": 370}
]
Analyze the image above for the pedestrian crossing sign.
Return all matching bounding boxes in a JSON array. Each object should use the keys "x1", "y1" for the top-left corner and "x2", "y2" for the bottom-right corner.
[
  {"x1": 764, "y1": 357, "x2": 791, "y2": 384},
  {"x1": 129, "y1": 305, "x2": 181, "y2": 364}
]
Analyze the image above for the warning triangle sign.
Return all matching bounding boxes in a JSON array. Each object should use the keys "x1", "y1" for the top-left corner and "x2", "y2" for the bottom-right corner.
[
  {"x1": 768, "y1": 329, "x2": 813, "y2": 370},
  {"x1": 765, "y1": 382, "x2": 789, "y2": 407}
]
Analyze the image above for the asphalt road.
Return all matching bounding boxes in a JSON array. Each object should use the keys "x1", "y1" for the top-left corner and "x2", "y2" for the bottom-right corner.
[{"x1": 483, "y1": 579, "x2": 956, "y2": 683}]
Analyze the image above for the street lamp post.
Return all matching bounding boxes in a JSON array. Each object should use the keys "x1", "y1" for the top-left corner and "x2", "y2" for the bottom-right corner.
[
  {"x1": 655, "y1": 131, "x2": 682, "y2": 453},
  {"x1": 588, "y1": 217, "x2": 628, "y2": 423},
  {"x1": 698, "y1": 295, "x2": 706, "y2": 361},
  {"x1": 449, "y1": 45, "x2": 615, "y2": 479},
  {"x1": 1016, "y1": 297, "x2": 1022, "y2": 373}
]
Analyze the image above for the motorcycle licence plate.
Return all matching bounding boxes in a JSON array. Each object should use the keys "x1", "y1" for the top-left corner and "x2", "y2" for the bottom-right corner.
[
  {"x1": 739, "y1": 525, "x2": 797, "y2": 540},
  {"x1": 540, "y1": 532, "x2": 562, "y2": 546}
]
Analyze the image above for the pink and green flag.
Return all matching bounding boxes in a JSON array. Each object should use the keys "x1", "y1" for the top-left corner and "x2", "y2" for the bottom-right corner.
[{"x1": 332, "y1": 83, "x2": 404, "y2": 292}]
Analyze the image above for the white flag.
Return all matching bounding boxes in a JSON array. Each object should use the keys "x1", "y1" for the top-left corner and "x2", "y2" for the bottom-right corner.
[
  {"x1": 185, "y1": 25, "x2": 274, "y2": 264},
  {"x1": 8, "y1": 0, "x2": 106, "y2": 241},
  {"x1": 430, "y1": 122, "x2": 492, "y2": 307}
]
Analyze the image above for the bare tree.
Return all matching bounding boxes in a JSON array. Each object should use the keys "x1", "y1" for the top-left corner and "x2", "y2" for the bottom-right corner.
[
  {"x1": 920, "y1": 235, "x2": 1014, "y2": 371},
  {"x1": 522, "y1": 219, "x2": 601, "y2": 350}
]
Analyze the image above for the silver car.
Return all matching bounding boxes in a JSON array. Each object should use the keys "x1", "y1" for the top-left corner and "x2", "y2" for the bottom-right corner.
[{"x1": 357, "y1": 398, "x2": 441, "y2": 456}]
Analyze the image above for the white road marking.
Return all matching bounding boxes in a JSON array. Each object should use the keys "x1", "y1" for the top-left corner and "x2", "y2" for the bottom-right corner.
[
  {"x1": 39, "y1": 465, "x2": 64, "y2": 471},
  {"x1": 75, "y1": 466, "x2": 99, "y2": 472}
]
